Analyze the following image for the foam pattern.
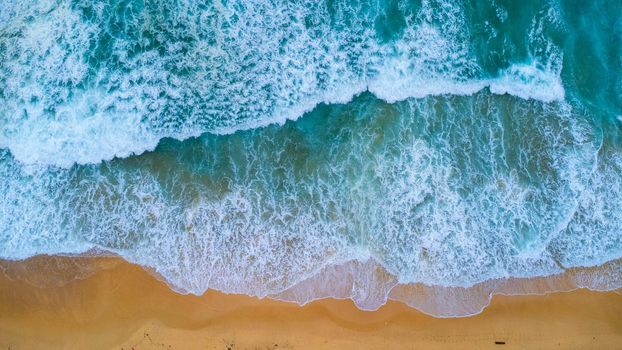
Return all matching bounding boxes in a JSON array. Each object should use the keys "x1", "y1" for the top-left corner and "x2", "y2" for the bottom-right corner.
[
  {"x1": 2, "y1": 91, "x2": 621, "y2": 315},
  {"x1": 1, "y1": 0, "x2": 565, "y2": 167}
]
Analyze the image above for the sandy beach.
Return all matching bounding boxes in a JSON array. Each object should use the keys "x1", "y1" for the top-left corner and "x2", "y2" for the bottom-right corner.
[{"x1": 0, "y1": 256, "x2": 620, "y2": 350}]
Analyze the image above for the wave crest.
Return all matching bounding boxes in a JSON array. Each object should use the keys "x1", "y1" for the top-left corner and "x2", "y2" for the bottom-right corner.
[{"x1": 1, "y1": 0, "x2": 564, "y2": 167}]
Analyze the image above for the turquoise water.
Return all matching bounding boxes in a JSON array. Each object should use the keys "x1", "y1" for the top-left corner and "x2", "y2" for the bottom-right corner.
[{"x1": 1, "y1": 0, "x2": 621, "y2": 314}]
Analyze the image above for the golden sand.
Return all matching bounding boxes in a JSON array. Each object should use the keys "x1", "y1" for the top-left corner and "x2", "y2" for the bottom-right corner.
[{"x1": 0, "y1": 256, "x2": 620, "y2": 349}]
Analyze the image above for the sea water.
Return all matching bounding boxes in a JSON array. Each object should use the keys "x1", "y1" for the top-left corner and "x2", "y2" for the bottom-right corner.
[{"x1": 1, "y1": 0, "x2": 621, "y2": 316}]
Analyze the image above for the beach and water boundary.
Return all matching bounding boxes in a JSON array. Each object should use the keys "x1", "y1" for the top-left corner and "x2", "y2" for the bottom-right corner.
[{"x1": 1, "y1": 255, "x2": 621, "y2": 349}]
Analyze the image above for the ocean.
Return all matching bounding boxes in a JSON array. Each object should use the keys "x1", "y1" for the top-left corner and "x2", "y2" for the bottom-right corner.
[{"x1": 1, "y1": 0, "x2": 621, "y2": 316}]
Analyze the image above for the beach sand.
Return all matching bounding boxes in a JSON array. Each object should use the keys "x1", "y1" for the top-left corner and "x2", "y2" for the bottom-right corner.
[{"x1": 0, "y1": 256, "x2": 621, "y2": 350}]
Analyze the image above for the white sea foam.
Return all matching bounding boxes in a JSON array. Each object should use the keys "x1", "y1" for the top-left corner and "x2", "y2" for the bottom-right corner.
[
  {"x1": 489, "y1": 63, "x2": 564, "y2": 102},
  {"x1": 3, "y1": 88, "x2": 620, "y2": 316},
  {"x1": 0, "y1": 0, "x2": 566, "y2": 168}
]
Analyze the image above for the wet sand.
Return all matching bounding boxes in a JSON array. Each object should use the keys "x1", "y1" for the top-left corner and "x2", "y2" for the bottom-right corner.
[{"x1": 0, "y1": 256, "x2": 621, "y2": 349}]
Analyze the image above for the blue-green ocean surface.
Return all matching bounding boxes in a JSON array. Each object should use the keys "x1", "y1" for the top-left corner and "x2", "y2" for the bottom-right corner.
[{"x1": 1, "y1": 0, "x2": 621, "y2": 315}]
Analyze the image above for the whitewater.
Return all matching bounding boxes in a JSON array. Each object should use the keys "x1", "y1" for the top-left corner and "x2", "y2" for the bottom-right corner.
[{"x1": 1, "y1": 0, "x2": 621, "y2": 316}]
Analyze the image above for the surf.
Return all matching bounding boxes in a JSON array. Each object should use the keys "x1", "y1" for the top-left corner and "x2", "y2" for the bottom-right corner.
[{"x1": 2, "y1": 0, "x2": 565, "y2": 168}]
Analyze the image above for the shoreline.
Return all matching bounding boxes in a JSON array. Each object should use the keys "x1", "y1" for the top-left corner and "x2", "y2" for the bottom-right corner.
[
  {"x1": 1, "y1": 256, "x2": 621, "y2": 349},
  {"x1": 6, "y1": 251, "x2": 621, "y2": 317}
]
